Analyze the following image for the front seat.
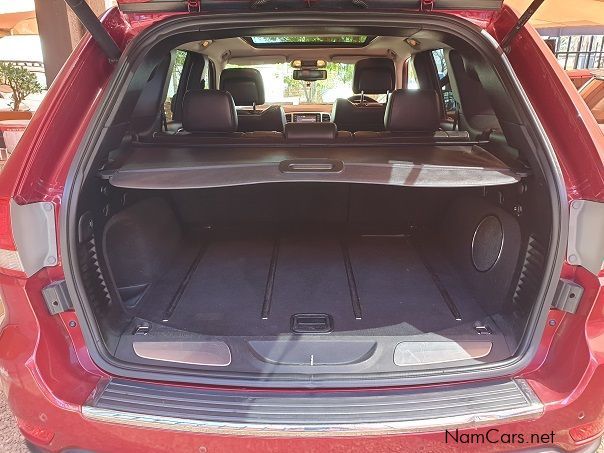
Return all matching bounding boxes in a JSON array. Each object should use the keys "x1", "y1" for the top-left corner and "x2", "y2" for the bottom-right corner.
[
  {"x1": 219, "y1": 68, "x2": 286, "y2": 132},
  {"x1": 332, "y1": 58, "x2": 396, "y2": 133}
]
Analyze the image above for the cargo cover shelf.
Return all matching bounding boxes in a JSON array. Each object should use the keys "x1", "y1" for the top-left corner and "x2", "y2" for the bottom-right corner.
[{"x1": 100, "y1": 143, "x2": 525, "y2": 190}]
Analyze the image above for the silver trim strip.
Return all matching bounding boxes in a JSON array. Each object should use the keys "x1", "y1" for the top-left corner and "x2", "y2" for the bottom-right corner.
[
  {"x1": 82, "y1": 379, "x2": 543, "y2": 437},
  {"x1": 133, "y1": 341, "x2": 232, "y2": 366},
  {"x1": 393, "y1": 341, "x2": 493, "y2": 366}
]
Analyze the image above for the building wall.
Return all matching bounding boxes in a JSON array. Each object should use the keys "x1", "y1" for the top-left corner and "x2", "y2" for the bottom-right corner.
[{"x1": 543, "y1": 34, "x2": 604, "y2": 70}]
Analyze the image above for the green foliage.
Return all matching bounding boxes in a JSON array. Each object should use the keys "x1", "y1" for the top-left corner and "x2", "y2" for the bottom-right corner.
[
  {"x1": 0, "y1": 62, "x2": 43, "y2": 111},
  {"x1": 228, "y1": 61, "x2": 355, "y2": 104},
  {"x1": 173, "y1": 50, "x2": 187, "y2": 82},
  {"x1": 284, "y1": 62, "x2": 354, "y2": 103}
]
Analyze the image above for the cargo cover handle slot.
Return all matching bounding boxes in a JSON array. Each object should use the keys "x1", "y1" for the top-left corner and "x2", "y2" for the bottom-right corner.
[
  {"x1": 280, "y1": 159, "x2": 343, "y2": 173},
  {"x1": 291, "y1": 313, "x2": 334, "y2": 333}
]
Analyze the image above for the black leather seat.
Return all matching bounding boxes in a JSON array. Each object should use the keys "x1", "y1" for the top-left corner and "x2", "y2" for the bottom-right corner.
[
  {"x1": 331, "y1": 58, "x2": 396, "y2": 133},
  {"x1": 181, "y1": 89, "x2": 242, "y2": 137},
  {"x1": 384, "y1": 89, "x2": 441, "y2": 134},
  {"x1": 220, "y1": 68, "x2": 286, "y2": 132},
  {"x1": 152, "y1": 89, "x2": 283, "y2": 144},
  {"x1": 354, "y1": 89, "x2": 469, "y2": 141}
]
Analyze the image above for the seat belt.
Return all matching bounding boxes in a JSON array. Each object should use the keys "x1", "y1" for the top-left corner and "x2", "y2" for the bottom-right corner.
[
  {"x1": 452, "y1": 101, "x2": 460, "y2": 131},
  {"x1": 477, "y1": 128, "x2": 496, "y2": 141},
  {"x1": 161, "y1": 108, "x2": 168, "y2": 132}
]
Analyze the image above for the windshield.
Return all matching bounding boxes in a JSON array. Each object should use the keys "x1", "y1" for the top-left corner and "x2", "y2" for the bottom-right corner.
[{"x1": 226, "y1": 62, "x2": 386, "y2": 105}]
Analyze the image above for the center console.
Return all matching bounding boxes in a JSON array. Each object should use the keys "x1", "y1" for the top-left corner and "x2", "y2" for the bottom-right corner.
[{"x1": 286, "y1": 112, "x2": 331, "y2": 123}]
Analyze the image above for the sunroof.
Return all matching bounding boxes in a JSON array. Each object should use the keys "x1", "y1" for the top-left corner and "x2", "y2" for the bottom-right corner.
[{"x1": 247, "y1": 36, "x2": 372, "y2": 46}]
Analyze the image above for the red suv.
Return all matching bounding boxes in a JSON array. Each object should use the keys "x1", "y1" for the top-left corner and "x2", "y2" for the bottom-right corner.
[{"x1": 1, "y1": 1, "x2": 603, "y2": 452}]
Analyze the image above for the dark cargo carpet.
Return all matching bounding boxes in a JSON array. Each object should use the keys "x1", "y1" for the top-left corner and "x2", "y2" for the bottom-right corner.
[{"x1": 135, "y1": 229, "x2": 487, "y2": 338}]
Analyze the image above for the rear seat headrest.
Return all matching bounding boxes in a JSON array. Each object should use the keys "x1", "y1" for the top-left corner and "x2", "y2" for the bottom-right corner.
[
  {"x1": 220, "y1": 68, "x2": 265, "y2": 106},
  {"x1": 385, "y1": 89, "x2": 441, "y2": 132},
  {"x1": 182, "y1": 90, "x2": 238, "y2": 133},
  {"x1": 353, "y1": 58, "x2": 396, "y2": 94},
  {"x1": 284, "y1": 122, "x2": 337, "y2": 140}
]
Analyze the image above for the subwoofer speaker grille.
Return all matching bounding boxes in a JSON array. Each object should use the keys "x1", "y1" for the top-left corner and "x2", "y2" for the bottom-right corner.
[{"x1": 472, "y1": 215, "x2": 503, "y2": 272}]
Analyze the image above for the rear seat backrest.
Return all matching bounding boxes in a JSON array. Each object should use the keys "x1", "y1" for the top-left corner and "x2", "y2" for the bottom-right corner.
[
  {"x1": 171, "y1": 89, "x2": 283, "y2": 142},
  {"x1": 384, "y1": 89, "x2": 441, "y2": 133},
  {"x1": 182, "y1": 89, "x2": 240, "y2": 135},
  {"x1": 220, "y1": 68, "x2": 286, "y2": 132},
  {"x1": 353, "y1": 89, "x2": 470, "y2": 141}
]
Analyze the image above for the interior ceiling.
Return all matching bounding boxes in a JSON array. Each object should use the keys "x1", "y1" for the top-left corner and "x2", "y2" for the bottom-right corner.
[
  {"x1": 181, "y1": 35, "x2": 446, "y2": 66},
  {"x1": 182, "y1": 36, "x2": 410, "y2": 65}
]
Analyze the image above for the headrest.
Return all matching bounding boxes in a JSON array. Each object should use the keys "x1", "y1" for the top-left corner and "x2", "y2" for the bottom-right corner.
[
  {"x1": 182, "y1": 90, "x2": 238, "y2": 133},
  {"x1": 353, "y1": 58, "x2": 396, "y2": 94},
  {"x1": 284, "y1": 122, "x2": 337, "y2": 140},
  {"x1": 385, "y1": 89, "x2": 441, "y2": 132},
  {"x1": 220, "y1": 68, "x2": 265, "y2": 106}
]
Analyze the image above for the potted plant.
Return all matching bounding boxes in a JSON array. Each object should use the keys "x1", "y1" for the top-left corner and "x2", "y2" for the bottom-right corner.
[{"x1": 0, "y1": 62, "x2": 43, "y2": 118}]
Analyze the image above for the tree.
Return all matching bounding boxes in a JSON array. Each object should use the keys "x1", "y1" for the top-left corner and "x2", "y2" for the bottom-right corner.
[
  {"x1": 254, "y1": 35, "x2": 358, "y2": 103},
  {"x1": 0, "y1": 63, "x2": 43, "y2": 111}
]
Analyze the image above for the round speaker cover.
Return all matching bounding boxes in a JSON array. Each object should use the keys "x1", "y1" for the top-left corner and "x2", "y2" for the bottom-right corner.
[{"x1": 472, "y1": 215, "x2": 503, "y2": 272}]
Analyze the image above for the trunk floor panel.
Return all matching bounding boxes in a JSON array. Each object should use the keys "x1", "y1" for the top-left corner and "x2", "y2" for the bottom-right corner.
[{"x1": 134, "y1": 230, "x2": 489, "y2": 338}]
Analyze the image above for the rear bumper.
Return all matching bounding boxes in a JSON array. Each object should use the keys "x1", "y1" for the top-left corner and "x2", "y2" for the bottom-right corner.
[
  {"x1": 6, "y1": 367, "x2": 604, "y2": 453},
  {"x1": 26, "y1": 440, "x2": 604, "y2": 453},
  {"x1": 1, "y1": 271, "x2": 603, "y2": 452}
]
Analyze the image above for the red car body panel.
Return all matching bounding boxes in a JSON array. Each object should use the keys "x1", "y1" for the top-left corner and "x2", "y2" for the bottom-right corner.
[{"x1": 0, "y1": 4, "x2": 602, "y2": 452}]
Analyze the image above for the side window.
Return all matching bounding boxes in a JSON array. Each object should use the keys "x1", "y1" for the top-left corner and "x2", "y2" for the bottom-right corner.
[
  {"x1": 406, "y1": 57, "x2": 420, "y2": 90},
  {"x1": 164, "y1": 50, "x2": 187, "y2": 121},
  {"x1": 431, "y1": 49, "x2": 456, "y2": 114}
]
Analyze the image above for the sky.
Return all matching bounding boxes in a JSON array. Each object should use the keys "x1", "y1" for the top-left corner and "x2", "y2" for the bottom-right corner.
[{"x1": 0, "y1": 0, "x2": 35, "y2": 14}]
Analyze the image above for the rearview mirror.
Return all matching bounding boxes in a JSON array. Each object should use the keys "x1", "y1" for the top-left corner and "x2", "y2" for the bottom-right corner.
[{"x1": 293, "y1": 69, "x2": 327, "y2": 82}]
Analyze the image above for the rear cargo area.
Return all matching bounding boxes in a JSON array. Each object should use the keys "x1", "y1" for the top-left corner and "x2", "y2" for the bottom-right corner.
[
  {"x1": 82, "y1": 182, "x2": 545, "y2": 376},
  {"x1": 139, "y1": 229, "x2": 480, "y2": 338}
]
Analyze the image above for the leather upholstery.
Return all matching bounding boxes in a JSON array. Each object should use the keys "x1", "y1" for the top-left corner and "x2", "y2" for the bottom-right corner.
[
  {"x1": 352, "y1": 58, "x2": 396, "y2": 94},
  {"x1": 331, "y1": 99, "x2": 386, "y2": 133},
  {"x1": 220, "y1": 68, "x2": 265, "y2": 105},
  {"x1": 332, "y1": 58, "x2": 395, "y2": 133},
  {"x1": 237, "y1": 105, "x2": 286, "y2": 133},
  {"x1": 353, "y1": 130, "x2": 470, "y2": 142},
  {"x1": 219, "y1": 67, "x2": 285, "y2": 132},
  {"x1": 284, "y1": 122, "x2": 338, "y2": 140},
  {"x1": 182, "y1": 90, "x2": 238, "y2": 134},
  {"x1": 385, "y1": 89, "x2": 441, "y2": 132}
]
